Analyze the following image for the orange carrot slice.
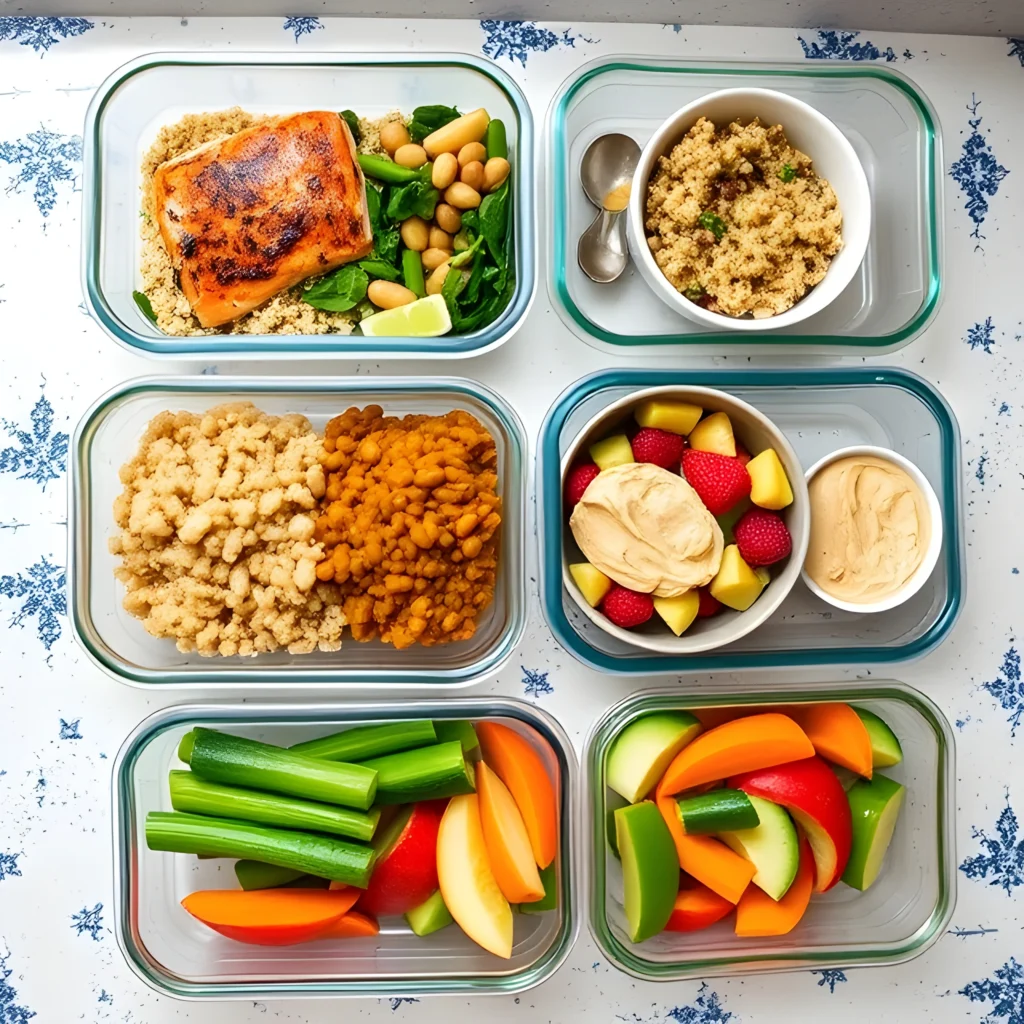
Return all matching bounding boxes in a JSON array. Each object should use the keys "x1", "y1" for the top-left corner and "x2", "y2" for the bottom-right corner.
[
  {"x1": 734, "y1": 837, "x2": 814, "y2": 937},
  {"x1": 315, "y1": 910, "x2": 380, "y2": 939},
  {"x1": 477, "y1": 761, "x2": 545, "y2": 903},
  {"x1": 788, "y1": 703, "x2": 873, "y2": 778},
  {"x1": 477, "y1": 721, "x2": 557, "y2": 869},
  {"x1": 665, "y1": 881, "x2": 734, "y2": 932},
  {"x1": 657, "y1": 714, "x2": 814, "y2": 797},
  {"x1": 181, "y1": 888, "x2": 359, "y2": 946},
  {"x1": 656, "y1": 794, "x2": 754, "y2": 904}
]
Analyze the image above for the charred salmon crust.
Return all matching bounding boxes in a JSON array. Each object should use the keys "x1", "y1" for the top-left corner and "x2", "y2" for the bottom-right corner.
[{"x1": 152, "y1": 111, "x2": 373, "y2": 328}]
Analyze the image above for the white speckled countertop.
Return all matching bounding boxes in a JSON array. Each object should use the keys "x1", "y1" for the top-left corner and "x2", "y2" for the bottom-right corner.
[{"x1": 0, "y1": 15, "x2": 1022, "y2": 1023}]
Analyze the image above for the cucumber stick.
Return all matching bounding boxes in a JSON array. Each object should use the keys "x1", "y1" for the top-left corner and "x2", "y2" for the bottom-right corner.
[
  {"x1": 145, "y1": 811, "x2": 375, "y2": 888},
  {"x1": 168, "y1": 771, "x2": 380, "y2": 842},
  {"x1": 360, "y1": 740, "x2": 475, "y2": 806},
  {"x1": 180, "y1": 728, "x2": 377, "y2": 810},
  {"x1": 289, "y1": 720, "x2": 437, "y2": 762}
]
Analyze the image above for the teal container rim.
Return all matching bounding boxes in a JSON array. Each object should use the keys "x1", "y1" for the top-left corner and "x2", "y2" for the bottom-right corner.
[
  {"x1": 537, "y1": 367, "x2": 964, "y2": 673},
  {"x1": 81, "y1": 50, "x2": 535, "y2": 359},
  {"x1": 112, "y1": 698, "x2": 579, "y2": 999},
  {"x1": 583, "y1": 681, "x2": 956, "y2": 980},
  {"x1": 548, "y1": 56, "x2": 942, "y2": 351},
  {"x1": 69, "y1": 374, "x2": 526, "y2": 687}
]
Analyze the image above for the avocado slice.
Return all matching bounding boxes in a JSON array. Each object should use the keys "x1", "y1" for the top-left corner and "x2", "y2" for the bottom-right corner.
[
  {"x1": 405, "y1": 889, "x2": 454, "y2": 937},
  {"x1": 606, "y1": 712, "x2": 702, "y2": 803},
  {"x1": 615, "y1": 802, "x2": 680, "y2": 942},
  {"x1": 853, "y1": 708, "x2": 903, "y2": 768},
  {"x1": 718, "y1": 794, "x2": 800, "y2": 900},
  {"x1": 842, "y1": 772, "x2": 905, "y2": 891}
]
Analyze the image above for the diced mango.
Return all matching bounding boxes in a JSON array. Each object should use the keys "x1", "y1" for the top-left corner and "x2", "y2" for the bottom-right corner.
[
  {"x1": 688, "y1": 412, "x2": 736, "y2": 457},
  {"x1": 570, "y1": 563, "x2": 613, "y2": 608},
  {"x1": 747, "y1": 449, "x2": 794, "y2": 510},
  {"x1": 653, "y1": 591, "x2": 702, "y2": 636},
  {"x1": 634, "y1": 400, "x2": 703, "y2": 436},
  {"x1": 589, "y1": 434, "x2": 634, "y2": 471},
  {"x1": 709, "y1": 545, "x2": 766, "y2": 611}
]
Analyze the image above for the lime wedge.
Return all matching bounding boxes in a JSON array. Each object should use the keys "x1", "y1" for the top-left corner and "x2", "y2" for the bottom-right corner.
[{"x1": 359, "y1": 294, "x2": 452, "y2": 338}]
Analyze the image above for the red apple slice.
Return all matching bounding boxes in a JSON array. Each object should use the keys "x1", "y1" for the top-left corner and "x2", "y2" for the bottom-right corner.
[
  {"x1": 729, "y1": 756, "x2": 852, "y2": 892},
  {"x1": 358, "y1": 801, "x2": 443, "y2": 917}
]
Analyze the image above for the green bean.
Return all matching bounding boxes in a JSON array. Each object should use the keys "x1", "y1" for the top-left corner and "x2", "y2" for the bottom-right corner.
[
  {"x1": 402, "y1": 248, "x2": 426, "y2": 298},
  {"x1": 485, "y1": 119, "x2": 508, "y2": 160},
  {"x1": 357, "y1": 153, "x2": 420, "y2": 185}
]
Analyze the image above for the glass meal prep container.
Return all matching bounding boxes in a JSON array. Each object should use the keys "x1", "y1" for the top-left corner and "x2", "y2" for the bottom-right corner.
[
  {"x1": 584, "y1": 681, "x2": 956, "y2": 981},
  {"x1": 113, "y1": 698, "x2": 577, "y2": 999},
  {"x1": 537, "y1": 367, "x2": 964, "y2": 675},
  {"x1": 547, "y1": 56, "x2": 942, "y2": 356},
  {"x1": 69, "y1": 376, "x2": 526, "y2": 687},
  {"x1": 81, "y1": 51, "x2": 535, "y2": 359}
]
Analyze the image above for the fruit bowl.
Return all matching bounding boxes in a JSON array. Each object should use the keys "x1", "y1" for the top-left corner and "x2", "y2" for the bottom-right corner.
[{"x1": 559, "y1": 386, "x2": 809, "y2": 654}]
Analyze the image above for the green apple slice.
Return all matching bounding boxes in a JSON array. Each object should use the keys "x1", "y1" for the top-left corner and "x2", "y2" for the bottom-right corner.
[
  {"x1": 606, "y1": 789, "x2": 629, "y2": 859},
  {"x1": 718, "y1": 794, "x2": 800, "y2": 900},
  {"x1": 842, "y1": 773, "x2": 905, "y2": 891},
  {"x1": 853, "y1": 708, "x2": 904, "y2": 768},
  {"x1": 405, "y1": 890, "x2": 454, "y2": 936},
  {"x1": 615, "y1": 802, "x2": 680, "y2": 942},
  {"x1": 677, "y1": 789, "x2": 760, "y2": 835},
  {"x1": 606, "y1": 712, "x2": 702, "y2": 803},
  {"x1": 520, "y1": 862, "x2": 557, "y2": 914}
]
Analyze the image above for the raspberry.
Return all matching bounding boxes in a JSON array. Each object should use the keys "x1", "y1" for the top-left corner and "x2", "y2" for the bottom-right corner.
[
  {"x1": 733, "y1": 508, "x2": 793, "y2": 566},
  {"x1": 681, "y1": 450, "x2": 752, "y2": 516},
  {"x1": 565, "y1": 462, "x2": 600, "y2": 507},
  {"x1": 600, "y1": 584, "x2": 654, "y2": 629},
  {"x1": 630, "y1": 427, "x2": 685, "y2": 469},
  {"x1": 696, "y1": 588, "x2": 723, "y2": 618}
]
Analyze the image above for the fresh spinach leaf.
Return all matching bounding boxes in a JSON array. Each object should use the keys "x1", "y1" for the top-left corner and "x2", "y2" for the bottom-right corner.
[
  {"x1": 407, "y1": 105, "x2": 461, "y2": 143},
  {"x1": 339, "y1": 110, "x2": 361, "y2": 145},
  {"x1": 303, "y1": 265, "x2": 369, "y2": 312},
  {"x1": 479, "y1": 180, "x2": 510, "y2": 265},
  {"x1": 460, "y1": 209, "x2": 480, "y2": 235},
  {"x1": 386, "y1": 180, "x2": 440, "y2": 222},
  {"x1": 132, "y1": 290, "x2": 158, "y2": 324},
  {"x1": 358, "y1": 259, "x2": 401, "y2": 282},
  {"x1": 364, "y1": 184, "x2": 401, "y2": 266},
  {"x1": 441, "y1": 263, "x2": 466, "y2": 307}
]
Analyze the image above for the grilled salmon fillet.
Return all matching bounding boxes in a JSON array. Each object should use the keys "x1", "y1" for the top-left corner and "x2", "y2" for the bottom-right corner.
[{"x1": 152, "y1": 111, "x2": 373, "y2": 328}]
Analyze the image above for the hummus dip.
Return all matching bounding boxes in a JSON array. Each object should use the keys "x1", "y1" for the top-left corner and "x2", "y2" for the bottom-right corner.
[
  {"x1": 805, "y1": 454, "x2": 930, "y2": 604},
  {"x1": 569, "y1": 462, "x2": 724, "y2": 598}
]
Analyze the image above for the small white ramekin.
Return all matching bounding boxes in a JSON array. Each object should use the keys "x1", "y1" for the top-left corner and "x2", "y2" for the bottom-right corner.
[
  {"x1": 801, "y1": 445, "x2": 942, "y2": 614},
  {"x1": 627, "y1": 87, "x2": 871, "y2": 332}
]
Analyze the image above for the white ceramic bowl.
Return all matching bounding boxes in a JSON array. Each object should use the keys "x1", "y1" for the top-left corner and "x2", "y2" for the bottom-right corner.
[
  {"x1": 801, "y1": 446, "x2": 942, "y2": 614},
  {"x1": 560, "y1": 386, "x2": 810, "y2": 654},
  {"x1": 627, "y1": 87, "x2": 871, "y2": 332}
]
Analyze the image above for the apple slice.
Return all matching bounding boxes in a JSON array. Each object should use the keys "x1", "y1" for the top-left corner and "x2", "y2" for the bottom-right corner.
[
  {"x1": 358, "y1": 801, "x2": 443, "y2": 918},
  {"x1": 437, "y1": 793, "x2": 513, "y2": 958},
  {"x1": 731, "y1": 756, "x2": 853, "y2": 893},
  {"x1": 853, "y1": 707, "x2": 904, "y2": 768},
  {"x1": 842, "y1": 772, "x2": 905, "y2": 891},
  {"x1": 665, "y1": 881, "x2": 734, "y2": 933},
  {"x1": 718, "y1": 794, "x2": 800, "y2": 900},
  {"x1": 688, "y1": 411, "x2": 736, "y2": 457},
  {"x1": 615, "y1": 802, "x2": 680, "y2": 942},
  {"x1": 570, "y1": 562, "x2": 613, "y2": 607},
  {"x1": 653, "y1": 591, "x2": 701, "y2": 636},
  {"x1": 634, "y1": 399, "x2": 702, "y2": 436},
  {"x1": 606, "y1": 711, "x2": 702, "y2": 803},
  {"x1": 590, "y1": 434, "x2": 634, "y2": 470}
]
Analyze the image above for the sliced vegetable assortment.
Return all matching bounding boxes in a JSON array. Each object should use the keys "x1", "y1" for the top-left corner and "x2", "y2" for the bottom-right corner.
[
  {"x1": 604, "y1": 701, "x2": 906, "y2": 943},
  {"x1": 146, "y1": 718, "x2": 559, "y2": 958}
]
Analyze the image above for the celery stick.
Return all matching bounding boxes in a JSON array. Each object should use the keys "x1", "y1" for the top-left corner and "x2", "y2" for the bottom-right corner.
[
  {"x1": 290, "y1": 720, "x2": 436, "y2": 763},
  {"x1": 169, "y1": 771, "x2": 379, "y2": 841},
  {"x1": 360, "y1": 740, "x2": 475, "y2": 806},
  {"x1": 145, "y1": 811, "x2": 375, "y2": 888},
  {"x1": 183, "y1": 727, "x2": 377, "y2": 810},
  {"x1": 433, "y1": 720, "x2": 479, "y2": 754}
]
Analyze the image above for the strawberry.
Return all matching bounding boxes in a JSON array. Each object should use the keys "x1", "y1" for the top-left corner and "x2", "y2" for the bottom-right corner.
[
  {"x1": 681, "y1": 450, "x2": 752, "y2": 516},
  {"x1": 735, "y1": 442, "x2": 752, "y2": 466},
  {"x1": 600, "y1": 584, "x2": 654, "y2": 628},
  {"x1": 631, "y1": 427, "x2": 685, "y2": 469},
  {"x1": 565, "y1": 462, "x2": 600, "y2": 507},
  {"x1": 696, "y1": 588, "x2": 722, "y2": 618},
  {"x1": 733, "y1": 508, "x2": 792, "y2": 566}
]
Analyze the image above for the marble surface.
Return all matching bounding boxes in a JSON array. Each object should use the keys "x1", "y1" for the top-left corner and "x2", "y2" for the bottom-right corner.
[{"x1": 1, "y1": 15, "x2": 1022, "y2": 1024}]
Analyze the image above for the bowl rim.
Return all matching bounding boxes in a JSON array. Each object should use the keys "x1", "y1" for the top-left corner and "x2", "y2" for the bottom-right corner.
[
  {"x1": 626, "y1": 85, "x2": 872, "y2": 332},
  {"x1": 559, "y1": 384, "x2": 810, "y2": 654},
  {"x1": 800, "y1": 445, "x2": 944, "y2": 614}
]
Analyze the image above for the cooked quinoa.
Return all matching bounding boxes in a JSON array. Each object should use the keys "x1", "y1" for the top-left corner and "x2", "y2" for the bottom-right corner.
[
  {"x1": 644, "y1": 117, "x2": 843, "y2": 319},
  {"x1": 138, "y1": 107, "x2": 404, "y2": 337}
]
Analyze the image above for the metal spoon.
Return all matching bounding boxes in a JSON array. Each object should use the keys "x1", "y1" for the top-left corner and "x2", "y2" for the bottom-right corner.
[{"x1": 577, "y1": 133, "x2": 642, "y2": 284}]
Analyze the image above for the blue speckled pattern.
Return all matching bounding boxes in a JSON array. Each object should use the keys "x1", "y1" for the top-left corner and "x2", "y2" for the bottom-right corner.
[{"x1": 0, "y1": 14, "x2": 1022, "y2": 1020}]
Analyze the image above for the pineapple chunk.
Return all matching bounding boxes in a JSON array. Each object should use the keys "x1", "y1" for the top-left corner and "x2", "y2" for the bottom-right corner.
[
  {"x1": 570, "y1": 563, "x2": 613, "y2": 608},
  {"x1": 653, "y1": 591, "x2": 701, "y2": 636},
  {"x1": 747, "y1": 449, "x2": 794, "y2": 510},
  {"x1": 709, "y1": 545, "x2": 766, "y2": 611},
  {"x1": 589, "y1": 434, "x2": 634, "y2": 470},
  {"x1": 687, "y1": 411, "x2": 736, "y2": 457},
  {"x1": 634, "y1": 399, "x2": 703, "y2": 436}
]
